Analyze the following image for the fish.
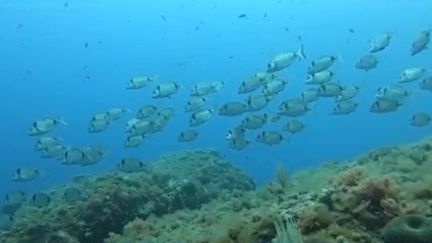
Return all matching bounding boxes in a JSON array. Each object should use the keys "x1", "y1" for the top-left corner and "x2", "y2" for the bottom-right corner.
[
  {"x1": 136, "y1": 105, "x2": 158, "y2": 119},
  {"x1": 228, "y1": 137, "x2": 250, "y2": 150},
  {"x1": 226, "y1": 127, "x2": 246, "y2": 140},
  {"x1": 28, "y1": 118, "x2": 67, "y2": 136},
  {"x1": 91, "y1": 112, "x2": 110, "y2": 122},
  {"x1": 238, "y1": 75, "x2": 266, "y2": 94},
  {"x1": 370, "y1": 99, "x2": 402, "y2": 113},
  {"x1": 185, "y1": 97, "x2": 207, "y2": 112},
  {"x1": 398, "y1": 67, "x2": 426, "y2": 83},
  {"x1": 4, "y1": 191, "x2": 26, "y2": 205},
  {"x1": 241, "y1": 115, "x2": 267, "y2": 130},
  {"x1": 152, "y1": 82, "x2": 180, "y2": 98},
  {"x1": 218, "y1": 102, "x2": 248, "y2": 116},
  {"x1": 299, "y1": 88, "x2": 319, "y2": 103},
  {"x1": 263, "y1": 113, "x2": 282, "y2": 123},
  {"x1": 266, "y1": 46, "x2": 306, "y2": 73},
  {"x1": 420, "y1": 77, "x2": 432, "y2": 92},
  {"x1": 35, "y1": 136, "x2": 62, "y2": 151},
  {"x1": 64, "y1": 188, "x2": 85, "y2": 203},
  {"x1": 376, "y1": 85, "x2": 410, "y2": 102},
  {"x1": 80, "y1": 146, "x2": 107, "y2": 166},
  {"x1": 148, "y1": 113, "x2": 171, "y2": 133},
  {"x1": 245, "y1": 94, "x2": 273, "y2": 111},
  {"x1": 256, "y1": 131, "x2": 284, "y2": 145},
  {"x1": 369, "y1": 33, "x2": 392, "y2": 53},
  {"x1": 126, "y1": 119, "x2": 153, "y2": 136},
  {"x1": 238, "y1": 14, "x2": 247, "y2": 18},
  {"x1": 306, "y1": 70, "x2": 334, "y2": 84},
  {"x1": 336, "y1": 85, "x2": 360, "y2": 102},
  {"x1": 31, "y1": 193, "x2": 50, "y2": 207},
  {"x1": 190, "y1": 109, "x2": 214, "y2": 127},
  {"x1": 0, "y1": 214, "x2": 13, "y2": 230},
  {"x1": 61, "y1": 148, "x2": 86, "y2": 165},
  {"x1": 190, "y1": 81, "x2": 224, "y2": 96},
  {"x1": 331, "y1": 100, "x2": 358, "y2": 115},
  {"x1": 157, "y1": 108, "x2": 175, "y2": 118},
  {"x1": 411, "y1": 30, "x2": 430, "y2": 56},
  {"x1": 307, "y1": 55, "x2": 338, "y2": 74},
  {"x1": 410, "y1": 113, "x2": 431, "y2": 127},
  {"x1": 126, "y1": 76, "x2": 155, "y2": 89},
  {"x1": 262, "y1": 79, "x2": 287, "y2": 95},
  {"x1": 88, "y1": 119, "x2": 111, "y2": 133},
  {"x1": 124, "y1": 135, "x2": 145, "y2": 148},
  {"x1": 117, "y1": 158, "x2": 146, "y2": 173},
  {"x1": 40, "y1": 144, "x2": 70, "y2": 159},
  {"x1": 279, "y1": 99, "x2": 310, "y2": 117},
  {"x1": 107, "y1": 108, "x2": 129, "y2": 121},
  {"x1": 283, "y1": 120, "x2": 305, "y2": 134},
  {"x1": 317, "y1": 83, "x2": 343, "y2": 97},
  {"x1": 355, "y1": 54, "x2": 378, "y2": 71},
  {"x1": 178, "y1": 130, "x2": 199, "y2": 142}
]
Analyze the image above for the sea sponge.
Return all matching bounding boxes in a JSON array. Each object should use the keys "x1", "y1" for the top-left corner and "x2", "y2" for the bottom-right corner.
[{"x1": 382, "y1": 214, "x2": 432, "y2": 243}]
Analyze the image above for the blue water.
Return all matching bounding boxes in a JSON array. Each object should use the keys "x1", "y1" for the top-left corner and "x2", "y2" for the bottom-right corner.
[{"x1": 0, "y1": 0, "x2": 431, "y2": 199}]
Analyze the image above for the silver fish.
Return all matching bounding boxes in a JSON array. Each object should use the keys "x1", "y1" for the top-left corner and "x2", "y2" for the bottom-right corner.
[
  {"x1": 245, "y1": 94, "x2": 272, "y2": 111},
  {"x1": 283, "y1": 120, "x2": 305, "y2": 134},
  {"x1": 136, "y1": 105, "x2": 158, "y2": 119},
  {"x1": 263, "y1": 113, "x2": 282, "y2": 123},
  {"x1": 185, "y1": 97, "x2": 207, "y2": 112},
  {"x1": 91, "y1": 112, "x2": 110, "y2": 122},
  {"x1": 317, "y1": 83, "x2": 343, "y2": 97},
  {"x1": 219, "y1": 102, "x2": 248, "y2": 116},
  {"x1": 398, "y1": 67, "x2": 426, "y2": 83},
  {"x1": 256, "y1": 131, "x2": 284, "y2": 145},
  {"x1": 355, "y1": 54, "x2": 378, "y2": 71},
  {"x1": 107, "y1": 108, "x2": 129, "y2": 121},
  {"x1": 306, "y1": 70, "x2": 333, "y2": 84},
  {"x1": 28, "y1": 118, "x2": 67, "y2": 136},
  {"x1": 61, "y1": 148, "x2": 86, "y2": 165},
  {"x1": 190, "y1": 109, "x2": 214, "y2": 126},
  {"x1": 31, "y1": 193, "x2": 50, "y2": 207},
  {"x1": 279, "y1": 99, "x2": 310, "y2": 117},
  {"x1": 376, "y1": 85, "x2": 410, "y2": 102},
  {"x1": 331, "y1": 100, "x2": 358, "y2": 115},
  {"x1": 238, "y1": 73, "x2": 272, "y2": 94},
  {"x1": 336, "y1": 85, "x2": 360, "y2": 102},
  {"x1": 40, "y1": 144, "x2": 70, "y2": 159},
  {"x1": 117, "y1": 158, "x2": 146, "y2": 173},
  {"x1": 370, "y1": 99, "x2": 402, "y2": 113},
  {"x1": 228, "y1": 137, "x2": 250, "y2": 150},
  {"x1": 266, "y1": 46, "x2": 306, "y2": 73},
  {"x1": 0, "y1": 214, "x2": 13, "y2": 230},
  {"x1": 126, "y1": 76, "x2": 155, "y2": 89},
  {"x1": 420, "y1": 77, "x2": 432, "y2": 92},
  {"x1": 152, "y1": 82, "x2": 180, "y2": 98},
  {"x1": 262, "y1": 79, "x2": 287, "y2": 95},
  {"x1": 124, "y1": 135, "x2": 145, "y2": 148},
  {"x1": 190, "y1": 81, "x2": 224, "y2": 96},
  {"x1": 178, "y1": 130, "x2": 199, "y2": 142},
  {"x1": 226, "y1": 126, "x2": 246, "y2": 140},
  {"x1": 299, "y1": 88, "x2": 319, "y2": 103},
  {"x1": 410, "y1": 112, "x2": 431, "y2": 127},
  {"x1": 411, "y1": 30, "x2": 430, "y2": 56},
  {"x1": 35, "y1": 136, "x2": 62, "y2": 151},
  {"x1": 241, "y1": 115, "x2": 267, "y2": 130},
  {"x1": 308, "y1": 55, "x2": 337, "y2": 74},
  {"x1": 80, "y1": 146, "x2": 107, "y2": 166},
  {"x1": 64, "y1": 188, "x2": 86, "y2": 203},
  {"x1": 369, "y1": 33, "x2": 392, "y2": 53},
  {"x1": 88, "y1": 119, "x2": 111, "y2": 133}
]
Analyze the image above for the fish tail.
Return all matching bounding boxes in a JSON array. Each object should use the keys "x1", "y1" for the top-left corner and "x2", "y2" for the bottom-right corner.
[
  {"x1": 297, "y1": 44, "x2": 307, "y2": 60},
  {"x1": 56, "y1": 117, "x2": 68, "y2": 126}
]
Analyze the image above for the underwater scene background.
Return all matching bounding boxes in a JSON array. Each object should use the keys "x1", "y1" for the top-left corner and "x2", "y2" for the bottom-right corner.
[{"x1": 1, "y1": 0, "x2": 432, "y2": 242}]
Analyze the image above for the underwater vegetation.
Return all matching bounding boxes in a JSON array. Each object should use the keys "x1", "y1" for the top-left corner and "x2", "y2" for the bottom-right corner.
[{"x1": 2, "y1": 136, "x2": 432, "y2": 242}]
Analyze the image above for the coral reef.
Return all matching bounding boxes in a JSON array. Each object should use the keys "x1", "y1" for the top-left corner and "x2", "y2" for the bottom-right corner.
[{"x1": 2, "y1": 137, "x2": 432, "y2": 243}]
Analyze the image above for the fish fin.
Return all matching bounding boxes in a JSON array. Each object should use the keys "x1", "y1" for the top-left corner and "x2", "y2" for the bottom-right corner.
[
  {"x1": 56, "y1": 118, "x2": 68, "y2": 126},
  {"x1": 297, "y1": 44, "x2": 307, "y2": 60}
]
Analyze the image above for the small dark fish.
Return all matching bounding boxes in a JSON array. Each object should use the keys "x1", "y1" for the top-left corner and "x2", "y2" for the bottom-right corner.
[
  {"x1": 228, "y1": 56, "x2": 234, "y2": 59},
  {"x1": 84, "y1": 42, "x2": 88, "y2": 48},
  {"x1": 86, "y1": 74, "x2": 91, "y2": 80},
  {"x1": 161, "y1": 15, "x2": 167, "y2": 22},
  {"x1": 27, "y1": 70, "x2": 32, "y2": 75},
  {"x1": 348, "y1": 28, "x2": 355, "y2": 33},
  {"x1": 238, "y1": 14, "x2": 247, "y2": 18},
  {"x1": 31, "y1": 193, "x2": 50, "y2": 207},
  {"x1": 17, "y1": 24, "x2": 23, "y2": 29},
  {"x1": 284, "y1": 27, "x2": 289, "y2": 32},
  {"x1": 64, "y1": 188, "x2": 85, "y2": 203},
  {"x1": 264, "y1": 12, "x2": 268, "y2": 18},
  {"x1": 64, "y1": 2, "x2": 69, "y2": 8}
]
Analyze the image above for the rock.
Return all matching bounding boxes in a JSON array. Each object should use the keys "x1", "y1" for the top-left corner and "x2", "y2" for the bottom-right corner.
[{"x1": 382, "y1": 214, "x2": 432, "y2": 243}]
